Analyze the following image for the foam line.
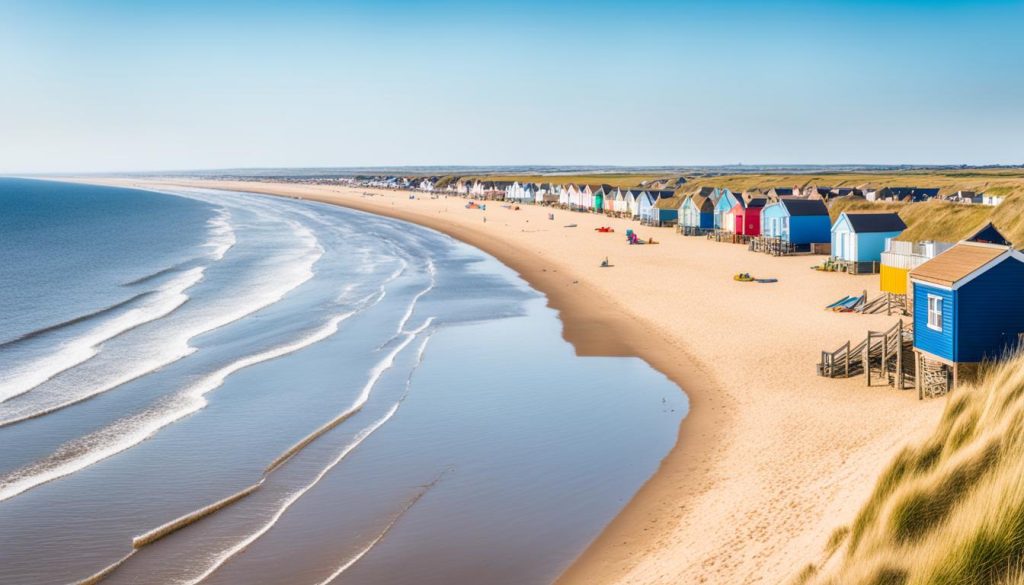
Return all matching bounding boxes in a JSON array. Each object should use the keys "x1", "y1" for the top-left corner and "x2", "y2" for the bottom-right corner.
[
  {"x1": 314, "y1": 469, "x2": 449, "y2": 585},
  {"x1": 183, "y1": 404, "x2": 403, "y2": 585},
  {"x1": 265, "y1": 317, "x2": 433, "y2": 474},
  {"x1": 132, "y1": 480, "x2": 265, "y2": 549},
  {"x1": 70, "y1": 551, "x2": 137, "y2": 585}
]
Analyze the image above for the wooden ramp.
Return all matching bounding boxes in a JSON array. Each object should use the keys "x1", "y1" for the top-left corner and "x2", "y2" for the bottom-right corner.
[{"x1": 817, "y1": 320, "x2": 915, "y2": 389}]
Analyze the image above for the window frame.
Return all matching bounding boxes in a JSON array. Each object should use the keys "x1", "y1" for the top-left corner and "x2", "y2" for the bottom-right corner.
[{"x1": 927, "y1": 294, "x2": 943, "y2": 332}]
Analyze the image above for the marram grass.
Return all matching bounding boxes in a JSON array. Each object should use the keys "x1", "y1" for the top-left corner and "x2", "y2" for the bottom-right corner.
[{"x1": 799, "y1": 352, "x2": 1024, "y2": 585}]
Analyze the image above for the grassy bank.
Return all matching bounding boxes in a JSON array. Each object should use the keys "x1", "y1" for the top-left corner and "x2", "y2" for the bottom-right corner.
[{"x1": 796, "y1": 353, "x2": 1024, "y2": 585}]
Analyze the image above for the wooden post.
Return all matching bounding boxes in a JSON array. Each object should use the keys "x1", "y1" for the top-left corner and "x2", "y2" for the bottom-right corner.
[
  {"x1": 921, "y1": 352, "x2": 929, "y2": 397},
  {"x1": 896, "y1": 319, "x2": 903, "y2": 389},
  {"x1": 844, "y1": 341, "x2": 850, "y2": 377}
]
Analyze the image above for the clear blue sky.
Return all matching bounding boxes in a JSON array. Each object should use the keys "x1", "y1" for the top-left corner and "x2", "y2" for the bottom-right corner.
[{"x1": 1, "y1": 0, "x2": 1022, "y2": 172}]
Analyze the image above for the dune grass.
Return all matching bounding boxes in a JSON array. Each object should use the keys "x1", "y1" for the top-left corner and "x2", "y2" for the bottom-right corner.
[{"x1": 797, "y1": 352, "x2": 1024, "y2": 585}]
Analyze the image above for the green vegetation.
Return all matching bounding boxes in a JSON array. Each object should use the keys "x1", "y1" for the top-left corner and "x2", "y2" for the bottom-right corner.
[{"x1": 797, "y1": 352, "x2": 1024, "y2": 585}]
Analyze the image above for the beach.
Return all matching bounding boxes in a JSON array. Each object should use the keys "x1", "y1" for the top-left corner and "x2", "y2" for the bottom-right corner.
[{"x1": 80, "y1": 178, "x2": 947, "y2": 584}]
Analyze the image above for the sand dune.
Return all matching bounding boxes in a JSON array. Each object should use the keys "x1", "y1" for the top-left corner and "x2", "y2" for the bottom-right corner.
[{"x1": 82, "y1": 178, "x2": 946, "y2": 585}]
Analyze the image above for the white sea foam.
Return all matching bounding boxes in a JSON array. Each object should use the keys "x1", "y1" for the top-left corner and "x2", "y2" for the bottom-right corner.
[
  {"x1": 0, "y1": 221, "x2": 323, "y2": 427},
  {"x1": 0, "y1": 267, "x2": 205, "y2": 405},
  {"x1": 204, "y1": 209, "x2": 236, "y2": 261},
  {"x1": 0, "y1": 309, "x2": 358, "y2": 503}
]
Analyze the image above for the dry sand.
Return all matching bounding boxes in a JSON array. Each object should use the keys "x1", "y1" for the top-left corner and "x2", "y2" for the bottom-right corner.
[{"x1": 78, "y1": 178, "x2": 946, "y2": 584}]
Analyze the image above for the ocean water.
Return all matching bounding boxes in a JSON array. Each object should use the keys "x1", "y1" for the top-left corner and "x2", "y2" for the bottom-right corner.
[{"x1": 0, "y1": 178, "x2": 687, "y2": 585}]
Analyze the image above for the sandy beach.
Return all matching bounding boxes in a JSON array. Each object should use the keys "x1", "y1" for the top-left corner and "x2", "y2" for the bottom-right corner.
[{"x1": 80, "y1": 178, "x2": 946, "y2": 584}]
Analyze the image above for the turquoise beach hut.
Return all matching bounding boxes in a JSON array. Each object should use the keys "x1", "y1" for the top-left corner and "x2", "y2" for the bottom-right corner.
[
  {"x1": 910, "y1": 226, "x2": 1024, "y2": 394},
  {"x1": 830, "y1": 212, "x2": 906, "y2": 273},
  {"x1": 713, "y1": 189, "x2": 740, "y2": 229}
]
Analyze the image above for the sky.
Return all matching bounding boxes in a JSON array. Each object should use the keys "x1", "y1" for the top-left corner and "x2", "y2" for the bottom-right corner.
[{"x1": 0, "y1": 0, "x2": 1022, "y2": 172}]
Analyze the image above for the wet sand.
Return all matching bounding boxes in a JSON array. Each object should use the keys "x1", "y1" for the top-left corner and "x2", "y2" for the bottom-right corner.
[{"x1": 74, "y1": 178, "x2": 946, "y2": 585}]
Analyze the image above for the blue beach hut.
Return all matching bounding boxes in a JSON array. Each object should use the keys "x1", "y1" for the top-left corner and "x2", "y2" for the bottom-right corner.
[
  {"x1": 910, "y1": 228, "x2": 1024, "y2": 394},
  {"x1": 713, "y1": 189, "x2": 740, "y2": 230},
  {"x1": 760, "y1": 198, "x2": 831, "y2": 245},
  {"x1": 830, "y1": 212, "x2": 906, "y2": 273}
]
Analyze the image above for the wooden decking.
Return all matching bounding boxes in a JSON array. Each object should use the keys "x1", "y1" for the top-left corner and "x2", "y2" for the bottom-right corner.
[{"x1": 817, "y1": 320, "x2": 915, "y2": 391}]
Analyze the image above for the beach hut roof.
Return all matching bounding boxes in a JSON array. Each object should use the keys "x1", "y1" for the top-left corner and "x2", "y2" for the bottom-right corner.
[
  {"x1": 965, "y1": 222, "x2": 1011, "y2": 247},
  {"x1": 687, "y1": 194, "x2": 714, "y2": 212},
  {"x1": 744, "y1": 198, "x2": 768, "y2": 209},
  {"x1": 655, "y1": 195, "x2": 685, "y2": 210},
  {"x1": 697, "y1": 186, "x2": 716, "y2": 197},
  {"x1": 910, "y1": 242, "x2": 1015, "y2": 288},
  {"x1": 844, "y1": 212, "x2": 907, "y2": 233},
  {"x1": 782, "y1": 198, "x2": 829, "y2": 216}
]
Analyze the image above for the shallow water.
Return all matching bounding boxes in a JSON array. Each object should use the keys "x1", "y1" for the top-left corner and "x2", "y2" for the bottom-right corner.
[{"x1": 0, "y1": 178, "x2": 687, "y2": 585}]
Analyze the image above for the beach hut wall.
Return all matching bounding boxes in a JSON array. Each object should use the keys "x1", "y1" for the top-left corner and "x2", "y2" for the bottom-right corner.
[
  {"x1": 760, "y1": 198, "x2": 830, "y2": 244},
  {"x1": 713, "y1": 189, "x2": 741, "y2": 229}
]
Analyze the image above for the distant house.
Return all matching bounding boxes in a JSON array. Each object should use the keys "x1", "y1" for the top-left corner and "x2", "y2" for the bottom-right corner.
[
  {"x1": 679, "y1": 193, "x2": 715, "y2": 234},
  {"x1": 831, "y1": 212, "x2": 907, "y2": 273},
  {"x1": 947, "y1": 190, "x2": 982, "y2": 205},
  {"x1": 713, "y1": 189, "x2": 741, "y2": 230},
  {"x1": 983, "y1": 193, "x2": 1005, "y2": 207},
  {"x1": 910, "y1": 224, "x2": 1023, "y2": 394},
  {"x1": 765, "y1": 187, "x2": 796, "y2": 201}
]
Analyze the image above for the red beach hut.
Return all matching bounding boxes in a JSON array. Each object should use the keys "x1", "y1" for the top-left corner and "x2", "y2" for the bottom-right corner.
[{"x1": 733, "y1": 198, "x2": 766, "y2": 236}]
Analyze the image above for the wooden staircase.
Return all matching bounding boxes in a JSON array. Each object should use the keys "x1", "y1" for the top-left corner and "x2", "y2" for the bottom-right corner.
[{"x1": 817, "y1": 320, "x2": 915, "y2": 389}]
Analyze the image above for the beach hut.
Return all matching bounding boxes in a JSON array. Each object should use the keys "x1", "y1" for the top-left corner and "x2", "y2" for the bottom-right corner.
[
  {"x1": 637, "y1": 191, "x2": 658, "y2": 225},
  {"x1": 625, "y1": 190, "x2": 643, "y2": 219},
  {"x1": 609, "y1": 189, "x2": 627, "y2": 216},
  {"x1": 830, "y1": 212, "x2": 907, "y2": 274},
  {"x1": 679, "y1": 193, "x2": 714, "y2": 235},
  {"x1": 713, "y1": 189, "x2": 741, "y2": 230},
  {"x1": 735, "y1": 198, "x2": 766, "y2": 236},
  {"x1": 653, "y1": 196, "x2": 683, "y2": 227},
  {"x1": 579, "y1": 185, "x2": 594, "y2": 211},
  {"x1": 910, "y1": 226, "x2": 1024, "y2": 395},
  {"x1": 760, "y1": 198, "x2": 831, "y2": 246}
]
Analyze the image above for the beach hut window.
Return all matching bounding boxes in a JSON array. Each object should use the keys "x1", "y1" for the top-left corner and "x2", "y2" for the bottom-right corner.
[{"x1": 927, "y1": 295, "x2": 943, "y2": 331}]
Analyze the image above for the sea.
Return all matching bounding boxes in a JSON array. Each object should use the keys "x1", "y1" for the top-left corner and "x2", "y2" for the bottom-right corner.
[{"x1": 0, "y1": 178, "x2": 687, "y2": 585}]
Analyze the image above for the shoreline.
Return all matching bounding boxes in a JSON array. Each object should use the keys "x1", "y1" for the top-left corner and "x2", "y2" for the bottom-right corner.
[{"x1": 68, "y1": 178, "x2": 946, "y2": 585}]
